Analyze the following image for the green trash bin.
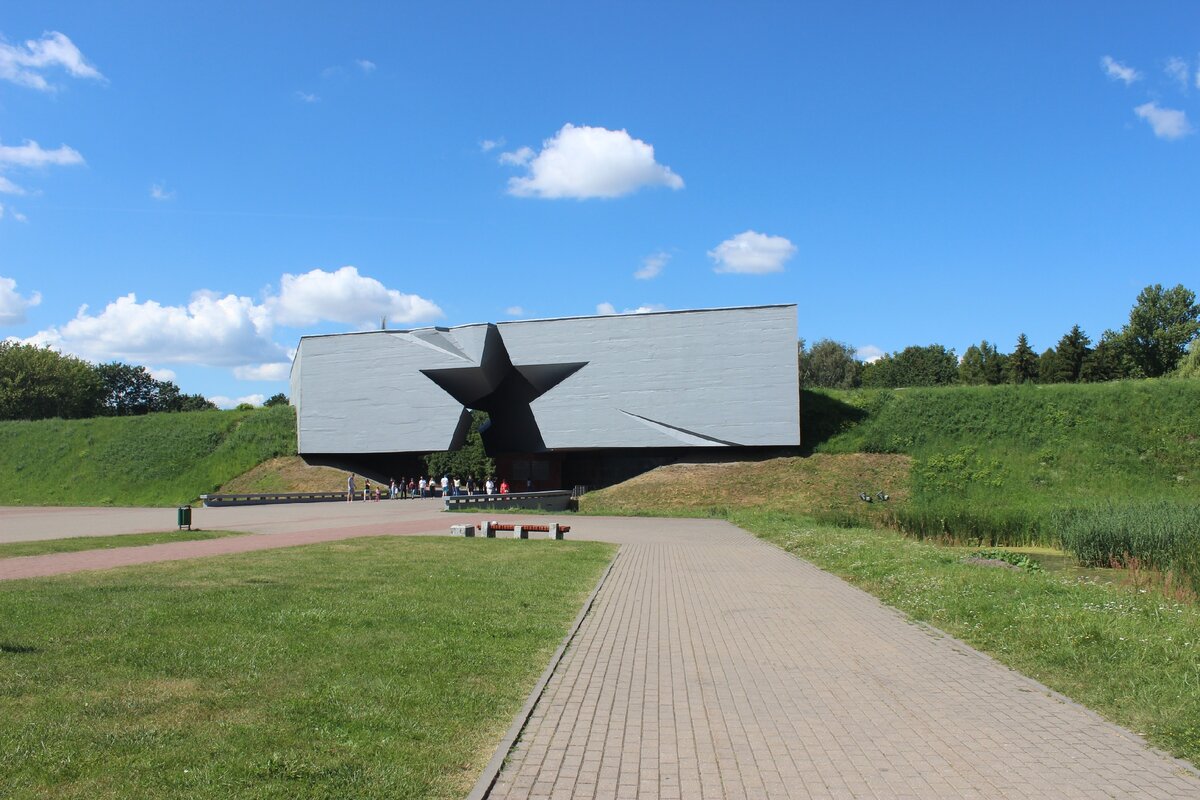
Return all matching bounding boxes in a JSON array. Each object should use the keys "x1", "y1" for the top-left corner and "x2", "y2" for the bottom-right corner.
[{"x1": 177, "y1": 505, "x2": 192, "y2": 531}]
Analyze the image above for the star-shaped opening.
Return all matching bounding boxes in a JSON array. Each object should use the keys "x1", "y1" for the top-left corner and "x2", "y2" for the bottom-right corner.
[{"x1": 421, "y1": 325, "x2": 586, "y2": 452}]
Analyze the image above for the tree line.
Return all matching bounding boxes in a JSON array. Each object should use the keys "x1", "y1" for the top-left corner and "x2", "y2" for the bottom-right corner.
[
  {"x1": 799, "y1": 283, "x2": 1200, "y2": 389},
  {"x1": 0, "y1": 342, "x2": 264, "y2": 422}
]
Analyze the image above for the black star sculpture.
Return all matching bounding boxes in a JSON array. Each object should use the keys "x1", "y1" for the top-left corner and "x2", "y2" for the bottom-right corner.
[{"x1": 420, "y1": 325, "x2": 586, "y2": 452}]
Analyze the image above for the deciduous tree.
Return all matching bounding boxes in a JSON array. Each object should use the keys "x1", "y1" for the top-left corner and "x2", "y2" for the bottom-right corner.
[
  {"x1": 798, "y1": 339, "x2": 862, "y2": 389},
  {"x1": 0, "y1": 343, "x2": 104, "y2": 420},
  {"x1": 1119, "y1": 283, "x2": 1200, "y2": 377}
]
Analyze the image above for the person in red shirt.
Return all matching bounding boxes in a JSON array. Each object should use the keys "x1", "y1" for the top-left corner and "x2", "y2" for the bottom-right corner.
[{"x1": 499, "y1": 479, "x2": 509, "y2": 494}]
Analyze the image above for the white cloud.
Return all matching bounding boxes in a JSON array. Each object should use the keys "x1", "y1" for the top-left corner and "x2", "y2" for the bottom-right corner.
[
  {"x1": 268, "y1": 265, "x2": 442, "y2": 328},
  {"x1": 0, "y1": 204, "x2": 28, "y2": 223},
  {"x1": 0, "y1": 276, "x2": 42, "y2": 324},
  {"x1": 634, "y1": 251, "x2": 669, "y2": 280},
  {"x1": 26, "y1": 291, "x2": 283, "y2": 367},
  {"x1": 1165, "y1": 57, "x2": 1190, "y2": 90},
  {"x1": 1134, "y1": 102, "x2": 1193, "y2": 140},
  {"x1": 24, "y1": 268, "x2": 438, "y2": 375},
  {"x1": 595, "y1": 302, "x2": 666, "y2": 315},
  {"x1": 0, "y1": 31, "x2": 104, "y2": 91},
  {"x1": 209, "y1": 394, "x2": 265, "y2": 410},
  {"x1": 0, "y1": 139, "x2": 85, "y2": 168},
  {"x1": 356, "y1": 59, "x2": 376, "y2": 74},
  {"x1": 1101, "y1": 55, "x2": 1140, "y2": 85},
  {"x1": 503, "y1": 124, "x2": 684, "y2": 199},
  {"x1": 499, "y1": 146, "x2": 533, "y2": 166},
  {"x1": 294, "y1": 91, "x2": 319, "y2": 103},
  {"x1": 147, "y1": 367, "x2": 176, "y2": 382},
  {"x1": 708, "y1": 230, "x2": 796, "y2": 274},
  {"x1": 150, "y1": 182, "x2": 174, "y2": 201},
  {"x1": 504, "y1": 305, "x2": 525, "y2": 316},
  {"x1": 480, "y1": 138, "x2": 505, "y2": 153},
  {"x1": 233, "y1": 362, "x2": 292, "y2": 381},
  {"x1": 0, "y1": 176, "x2": 25, "y2": 195},
  {"x1": 855, "y1": 345, "x2": 885, "y2": 364}
]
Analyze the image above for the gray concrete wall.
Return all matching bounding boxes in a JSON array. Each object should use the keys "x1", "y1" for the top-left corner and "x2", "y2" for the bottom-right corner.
[
  {"x1": 496, "y1": 305, "x2": 799, "y2": 448},
  {"x1": 291, "y1": 305, "x2": 799, "y2": 454}
]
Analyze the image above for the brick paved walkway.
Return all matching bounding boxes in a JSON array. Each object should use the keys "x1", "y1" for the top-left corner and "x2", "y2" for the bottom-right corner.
[{"x1": 489, "y1": 522, "x2": 1200, "y2": 800}]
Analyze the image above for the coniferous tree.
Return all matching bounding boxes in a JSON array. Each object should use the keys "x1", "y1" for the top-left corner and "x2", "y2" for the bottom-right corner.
[
  {"x1": 957, "y1": 340, "x2": 1003, "y2": 385},
  {"x1": 1079, "y1": 331, "x2": 1128, "y2": 382},
  {"x1": 1007, "y1": 333, "x2": 1039, "y2": 384},
  {"x1": 1046, "y1": 324, "x2": 1092, "y2": 383},
  {"x1": 1038, "y1": 348, "x2": 1062, "y2": 383},
  {"x1": 981, "y1": 341, "x2": 1005, "y2": 384}
]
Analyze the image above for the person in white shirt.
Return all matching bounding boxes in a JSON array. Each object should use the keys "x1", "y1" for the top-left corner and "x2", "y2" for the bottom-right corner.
[
  {"x1": 419, "y1": 477, "x2": 427, "y2": 497},
  {"x1": 441, "y1": 475, "x2": 449, "y2": 496},
  {"x1": 485, "y1": 477, "x2": 495, "y2": 495}
]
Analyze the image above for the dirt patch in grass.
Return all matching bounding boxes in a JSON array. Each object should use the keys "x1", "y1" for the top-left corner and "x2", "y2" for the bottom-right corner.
[{"x1": 581, "y1": 453, "x2": 911, "y2": 526}]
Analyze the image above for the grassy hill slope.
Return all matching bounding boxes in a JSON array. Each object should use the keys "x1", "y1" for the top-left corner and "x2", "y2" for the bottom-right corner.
[
  {"x1": 807, "y1": 379, "x2": 1200, "y2": 543},
  {"x1": 0, "y1": 406, "x2": 296, "y2": 507},
  {"x1": 582, "y1": 454, "x2": 910, "y2": 526},
  {"x1": 220, "y1": 456, "x2": 372, "y2": 495}
]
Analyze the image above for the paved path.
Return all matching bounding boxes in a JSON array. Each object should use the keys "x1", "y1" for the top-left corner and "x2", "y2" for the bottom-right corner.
[
  {"x1": 4, "y1": 506, "x2": 1198, "y2": 797},
  {"x1": 489, "y1": 521, "x2": 1200, "y2": 800}
]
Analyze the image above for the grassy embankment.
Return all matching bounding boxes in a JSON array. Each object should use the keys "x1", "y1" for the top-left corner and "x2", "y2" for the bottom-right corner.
[
  {"x1": 0, "y1": 406, "x2": 298, "y2": 507},
  {"x1": 809, "y1": 380, "x2": 1200, "y2": 541},
  {"x1": 802, "y1": 380, "x2": 1200, "y2": 587},
  {"x1": 0, "y1": 531, "x2": 244, "y2": 559},
  {"x1": 0, "y1": 536, "x2": 615, "y2": 799}
]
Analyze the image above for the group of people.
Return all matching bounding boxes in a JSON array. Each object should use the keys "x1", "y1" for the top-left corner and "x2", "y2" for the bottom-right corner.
[{"x1": 345, "y1": 473, "x2": 510, "y2": 501}]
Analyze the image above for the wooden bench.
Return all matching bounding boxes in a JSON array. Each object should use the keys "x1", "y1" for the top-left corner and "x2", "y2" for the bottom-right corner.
[{"x1": 451, "y1": 522, "x2": 571, "y2": 539}]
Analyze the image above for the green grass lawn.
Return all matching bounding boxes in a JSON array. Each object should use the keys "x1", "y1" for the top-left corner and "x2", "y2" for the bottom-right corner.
[
  {"x1": 729, "y1": 509, "x2": 1200, "y2": 765},
  {"x1": 0, "y1": 536, "x2": 614, "y2": 799},
  {"x1": 0, "y1": 405, "x2": 297, "y2": 507},
  {"x1": 0, "y1": 530, "x2": 245, "y2": 559}
]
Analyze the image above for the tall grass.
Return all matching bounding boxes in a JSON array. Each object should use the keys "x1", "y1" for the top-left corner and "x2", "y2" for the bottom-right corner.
[
  {"x1": 1057, "y1": 501, "x2": 1200, "y2": 594},
  {"x1": 0, "y1": 406, "x2": 297, "y2": 506}
]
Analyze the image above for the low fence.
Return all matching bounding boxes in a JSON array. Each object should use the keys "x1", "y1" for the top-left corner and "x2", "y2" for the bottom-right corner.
[
  {"x1": 443, "y1": 490, "x2": 572, "y2": 512},
  {"x1": 200, "y1": 491, "x2": 355, "y2": 507}
]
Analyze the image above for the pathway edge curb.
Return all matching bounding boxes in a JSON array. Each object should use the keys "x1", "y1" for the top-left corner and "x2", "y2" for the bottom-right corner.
[{"x1": 466, "y1": 546, "x2": 621, "y2": 800}]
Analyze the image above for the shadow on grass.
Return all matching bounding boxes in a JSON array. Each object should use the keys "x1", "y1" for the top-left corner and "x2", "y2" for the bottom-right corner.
[{"x1": 800, "y1": 389, "x2": 868, "y2": 454}]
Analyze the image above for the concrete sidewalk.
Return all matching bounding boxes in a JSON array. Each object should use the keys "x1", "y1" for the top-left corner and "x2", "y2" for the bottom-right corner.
[{"x1": 488, "y1": 521, "x2": 1200, "y2": 799}]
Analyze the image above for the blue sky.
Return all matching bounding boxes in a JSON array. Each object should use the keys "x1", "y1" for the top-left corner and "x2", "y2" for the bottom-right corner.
[{"x1": 1, "y1": 2, "x2": 1197, "y2": 404}]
